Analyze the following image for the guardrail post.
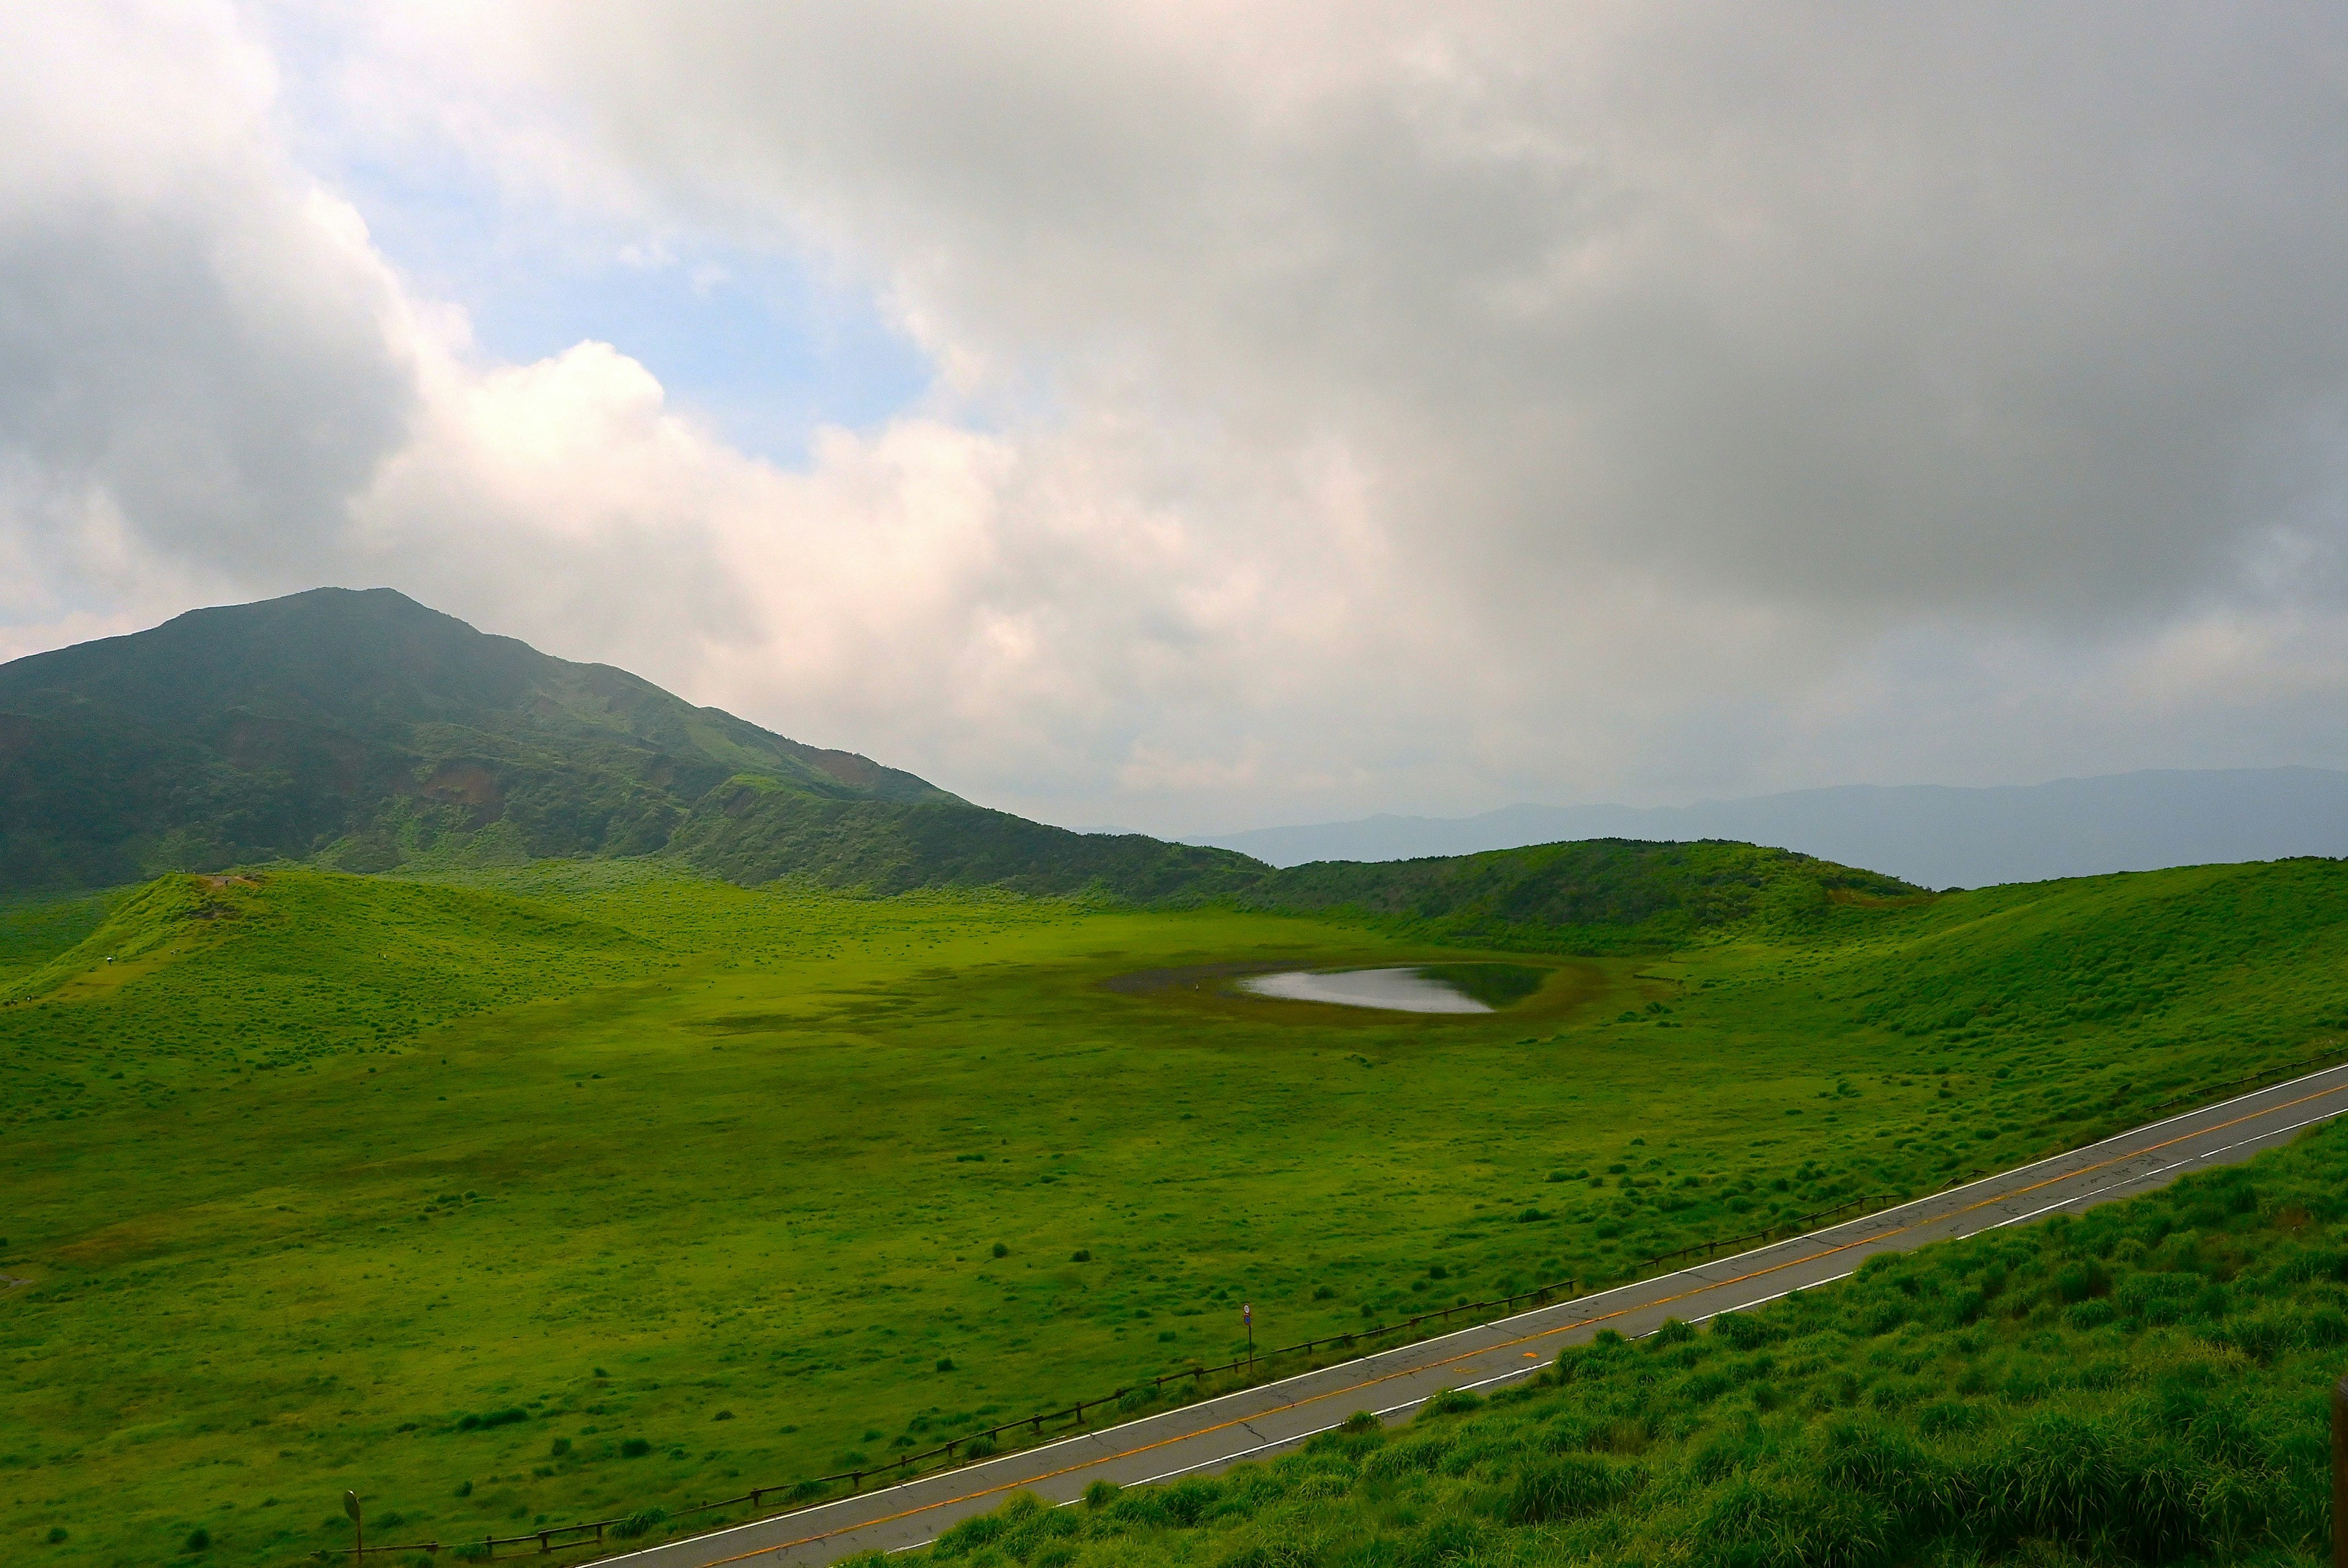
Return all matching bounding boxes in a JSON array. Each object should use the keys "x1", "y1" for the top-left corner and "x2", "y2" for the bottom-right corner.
[{"x1": 2333, "y1": 1374, "x2": 2346, "y2": 1568}]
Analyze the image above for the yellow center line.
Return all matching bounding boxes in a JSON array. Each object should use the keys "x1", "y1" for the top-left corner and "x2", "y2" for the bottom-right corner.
[{"x1": 695, "y1": 1078, "x2": 2348, "y2": 1566}]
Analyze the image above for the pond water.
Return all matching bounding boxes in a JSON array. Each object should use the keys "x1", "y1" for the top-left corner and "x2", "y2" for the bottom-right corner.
[{"x1": 1239, "y1": 966, "x2": 1502, "y2": 1014}]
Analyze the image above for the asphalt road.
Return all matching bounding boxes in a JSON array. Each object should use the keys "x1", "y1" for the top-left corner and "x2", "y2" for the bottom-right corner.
[{"x1": 610, "y1": 1061, "x2": 2348, "y2": 1568}]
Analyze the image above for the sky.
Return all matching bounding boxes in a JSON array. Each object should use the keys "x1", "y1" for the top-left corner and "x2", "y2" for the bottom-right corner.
[{"x1": 5, "y1": 3, "x2": 2348, "y2": 837}]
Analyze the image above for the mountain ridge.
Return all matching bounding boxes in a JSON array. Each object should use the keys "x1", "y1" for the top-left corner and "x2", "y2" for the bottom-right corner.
[
  {"x1": 0, "y1": 586, "x2": 951, "y2": 889},
  {"x1": 0, "y1": 587, "x2": 1919, "y2": 953},
  {"x1": 1186, "y1": 767, "x2": 2348, "y2": 888}
]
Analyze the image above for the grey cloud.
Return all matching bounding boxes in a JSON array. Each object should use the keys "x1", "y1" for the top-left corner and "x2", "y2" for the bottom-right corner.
[
  {"x1": 523, "y1": 4, "x2": 2348, "y2": 624},
  {"x1": 7, "y1": 3, "x2": 2348, "y2": 837},
  {"x1": 0, "y1": 6, "x2": 416, "y2": 594}
]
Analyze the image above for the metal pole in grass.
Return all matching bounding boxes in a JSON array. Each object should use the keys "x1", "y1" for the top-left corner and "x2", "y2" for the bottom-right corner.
[
  {"x1": 1244, "y1": 1303, "x2": 1253, "y2": 1369},
  {"x1": 344, "y1": 1490, "x2": 362, "y2": 1564},
  {"x1": 2333, "y1": 1374, "x2": 2347, "y2": 1568}
]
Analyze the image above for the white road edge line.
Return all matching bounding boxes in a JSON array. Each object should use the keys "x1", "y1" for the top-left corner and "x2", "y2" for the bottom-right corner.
[{"x1": 1104, "y1": 1266, "x2": 1875, "y2": 1498}]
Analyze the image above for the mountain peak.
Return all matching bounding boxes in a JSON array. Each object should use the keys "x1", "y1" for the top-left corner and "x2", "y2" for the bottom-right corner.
[{"x1": 0, "y1": 586, "x2": 951, "y2": 888}]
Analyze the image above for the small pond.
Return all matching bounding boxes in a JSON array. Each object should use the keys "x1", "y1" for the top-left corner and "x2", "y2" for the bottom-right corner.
[{"x1": 1238, "y1": 962, "x2": 1547, "y2": 1014}]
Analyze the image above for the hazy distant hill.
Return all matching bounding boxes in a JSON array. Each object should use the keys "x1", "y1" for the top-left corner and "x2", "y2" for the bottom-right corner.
[
  {"x1": 1189, "y1": 768, "x2": 2348, "y2": 888},
  {"x1": 0, "y1": 589, "x2": 1925, "y2": 949}
]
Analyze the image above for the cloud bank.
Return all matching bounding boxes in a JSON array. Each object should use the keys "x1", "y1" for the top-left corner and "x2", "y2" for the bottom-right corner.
[{"x1": 5, "y1": 2, "x2": 2348, "y2": 832}]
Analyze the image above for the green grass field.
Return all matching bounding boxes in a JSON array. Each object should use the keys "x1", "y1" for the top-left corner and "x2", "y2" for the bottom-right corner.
[
  {"x1": 6, "y1": 856, "x2": 2348, "y2": 1564},
  {"x1": 901, "y1": 1115, "x2": 2348, "y2": 1568}
]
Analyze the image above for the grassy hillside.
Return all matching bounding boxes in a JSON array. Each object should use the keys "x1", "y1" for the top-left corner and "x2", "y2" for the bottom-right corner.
[
  {"x1": 668, "y1": 776, "x2": 1266, "y2": 898},
  {"x1": 5, "y1": 855, "x2": 2347, "y2": 1564},
  {"x1": 0, "y1": 590, "x2": 1942, "y2": 933},
  {"x1": 1248, "y1": 839, "x2": 1922, "y2": 955},
  {"x1": 905, "y1": 1119, "x2": 2348, "y2": 1568},
  {"x1": 0, "y1": 587, "x2": 950, "y2": 889}
]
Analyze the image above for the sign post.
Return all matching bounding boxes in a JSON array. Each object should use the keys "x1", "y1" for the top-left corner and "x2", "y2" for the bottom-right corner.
[
  {"x1": 1244, "y1": 1303, "x2": 1253, "y2": 1369},
  {"x1": 345, "y1": 1490, "x2": 363, "y2": 1564}
]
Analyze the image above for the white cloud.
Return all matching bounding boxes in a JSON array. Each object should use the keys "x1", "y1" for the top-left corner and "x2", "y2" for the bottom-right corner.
[{"x1": 5, "y1": 2, "x2": 2348, "y2": 834}]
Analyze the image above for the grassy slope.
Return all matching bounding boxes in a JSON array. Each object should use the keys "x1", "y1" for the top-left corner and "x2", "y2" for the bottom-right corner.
[
  {"x1": 907, "y1": 1120, "x2": 2348, "y2": 1568},
  {"x1": 0, "y1": 587, "x2": 950, "y2": 890},
  {"x1": 0, "y1": 590, "x2": 1945, "y2": 926},
  {"x1": 672, "y1": 801, "x2": 1926, "y2": 949},
  {"x1": 3, "y1": 857, "x2": 2346, "y2": 1565},
  {"x1": 1248, "y1": 840, "x2": 1921, "y2": 955},
  {"x1": 670, "y1": 776, "x2": 1266, "y2": 899}
]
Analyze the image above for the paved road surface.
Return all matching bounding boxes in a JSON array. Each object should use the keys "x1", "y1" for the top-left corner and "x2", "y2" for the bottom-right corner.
[{"x1": 611, "y1": 1062, "x2": 2348, "y2": 1568}]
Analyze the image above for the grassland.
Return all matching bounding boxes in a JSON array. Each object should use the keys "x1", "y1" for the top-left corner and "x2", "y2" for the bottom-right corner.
[
  {"x1": 5, "y1": 856, "x2": 2348, "y2": 1565},
  {"x1": 899, "y1": 1116, "x2": 2348, "y2": 1568}
]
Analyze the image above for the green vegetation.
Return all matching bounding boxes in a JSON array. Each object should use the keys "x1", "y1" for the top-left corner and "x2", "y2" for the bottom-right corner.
[
  {"x1": 1414, "y1": 963, "x2": 1550, "y2": 1010},
  {"x1": 1249, "y1": 839, "x2": 1919, "y2": 955},
  {"x1": 0, "y1": 587, "x2": 950, "y2": 891},
  {"x1": 5, "y1": 852, "x2": 2348, "y2": 1563},
  {"x1": 903, "y1": 1117, "x2": 2348, "y2": 1567},
  {"x1": 0, "y1": 591, "x2": 1908, "y2": 930},
  {"x1": 669, "y1": 776, "x2": 1260, "y2": 899}
]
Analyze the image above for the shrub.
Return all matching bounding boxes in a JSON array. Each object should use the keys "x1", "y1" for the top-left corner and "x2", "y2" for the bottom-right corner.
[
  {"x1": 454, "y1": 1407, "x2": 525, "y2": 1432},
  {"x1": 992, "y1": 1242, "x2": 1010, "y2": 1258},
  {"x1": 45, "y1": 1527, "x2": 67, "y2": 1544},
  {"x1": 549, "y1": 1437, "x2": 570, "y2": 1456},
  {"x1": 1082, "y1": 1479, "x2": 1121, "y2": 1509},
  {"x1": 1417, "y1": 1388, "x2": 1483, "y2": 1419},
  {"x1": 619, "y1": 1438, "x2": 652, "y2": 1458},
  {"x1": 1400, "y1": 1518, "x2": 1489, "y2": 1567},
  {"x1": 1710, "y1": 1311, "x2": 1771, "y2": 1350},
  {"x1": 934, "y1": 1507, "x2": 1011, "y2": 1556},
  {"x1": 1360, "y1": 1431, "x2": 1454, "y2": 1481},
  {"x1": 1506, "y1": 1452, "x2": 1643, "y2": 1523},
  {"x1": 1342, "y1": 1410, "x2": 1381, "y2": 1434},
  {"x1": 2065, "y1": 1299, "x2": 2117, "y2": 1330},
  {"x1": 183, "y1": 1528, "x2": 211, "y2": 1551},
  {"x1": 1962, "y1": 1410, "x2": 2210, "y2": 1560},
  {"x1": 1693, "y1": 1476, "x2": 1894, "y2": 1568},
  {"x1": 611, "y1": 1507, "x2": 667, "y2": 1541},
  {"x1": 1071, "y1": 1248, "x2": 1091, "y2": 1262},
  {"x1": 1916, "y1": 1400, "x2": 1981, "y2": 1437},
  {"x1": 961, "y1": 1432, "x2": 999, "y2": 1459}
]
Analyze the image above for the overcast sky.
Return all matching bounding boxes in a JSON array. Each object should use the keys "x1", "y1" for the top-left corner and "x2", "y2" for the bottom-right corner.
[{"x1": 6, "y1": 4, "x2": 2347, "y2": 834}]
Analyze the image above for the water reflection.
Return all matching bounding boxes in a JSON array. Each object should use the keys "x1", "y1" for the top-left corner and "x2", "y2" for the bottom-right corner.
[{"x1": 1239, "y1": 967, "x2": 1493, "y2": 1014}]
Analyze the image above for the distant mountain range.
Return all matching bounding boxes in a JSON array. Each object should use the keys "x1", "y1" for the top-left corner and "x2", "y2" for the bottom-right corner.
[
  {"x1": 0, "y1": 589, "x2": 1919, "y2": 956},
  {"x1": 1186, "y1": 769, "x2": 2348, "y2": 888}
]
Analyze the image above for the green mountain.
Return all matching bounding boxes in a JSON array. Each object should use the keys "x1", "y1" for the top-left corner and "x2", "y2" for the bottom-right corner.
[
  {"x1": 0, "y1": 589, "x2": 1919, "y2": 947},
  {"x1": 0, "y1": 587, "x2": 952, "y2": 889}
]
